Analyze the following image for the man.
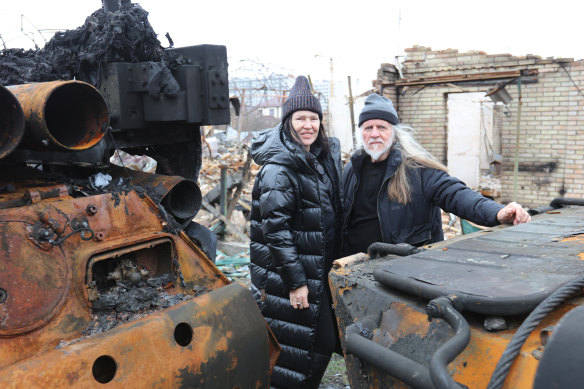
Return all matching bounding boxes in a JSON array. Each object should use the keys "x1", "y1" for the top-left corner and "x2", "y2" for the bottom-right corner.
[{"x1": 342, "y1": 93, "x2": 530, "y2": 256}]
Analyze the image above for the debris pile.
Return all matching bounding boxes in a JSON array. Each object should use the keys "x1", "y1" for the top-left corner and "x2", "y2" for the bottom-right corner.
[
  {"x1": 84, "y1": 273, "x2": 194, "y2": 336},
  {"x1": 0, "y1": 0, "x2": 185, "y2": 86},
  {"x1": 194, "y1": 136, "x2": 258, "y2": 286}
]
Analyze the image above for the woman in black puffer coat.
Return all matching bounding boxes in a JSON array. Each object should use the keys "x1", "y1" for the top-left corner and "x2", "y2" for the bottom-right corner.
[{"x1": 249, "y1": 76, "x2": 342, "y2": 389}]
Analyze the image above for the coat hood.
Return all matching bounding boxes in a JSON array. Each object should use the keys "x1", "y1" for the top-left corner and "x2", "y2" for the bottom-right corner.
[{"x1": 251, "y1": 124, "x2": 309, "y2": 171}]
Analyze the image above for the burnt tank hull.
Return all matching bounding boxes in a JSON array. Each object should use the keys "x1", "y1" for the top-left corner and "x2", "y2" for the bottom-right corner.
[
  {"x1": 330, "y1": 203, "x2": 584, "y2": 389},
  {"x1": 0, "y1": 43, "x2": 278, "y2": 388},
  {"x1": 0, "y1": 168, "x2": 278, "y2": 387}
]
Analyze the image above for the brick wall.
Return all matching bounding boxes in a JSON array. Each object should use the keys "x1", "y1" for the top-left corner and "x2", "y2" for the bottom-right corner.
[{"x1": 376, "y1": 46, "x2": 584, "y2": 207}]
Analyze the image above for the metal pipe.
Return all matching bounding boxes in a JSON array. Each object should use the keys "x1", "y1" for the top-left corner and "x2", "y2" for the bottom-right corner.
[
  {"x1": 161, "y1": 179, "x2": 202, "y2": 222},
  {"x1": 102, "y1": 0, "x2": 121, "y2": 12},
  {"x1": 529, "y1": 197, "x2": 584, "y2": 215},
  {"x1": 0, "y1": 84, "x2": 25, "y2": 159},
  {"x1": 220, "y1": 166, "x2": 227, "y2": 216},
  {"x1": 108, "y1": 167, "x2": 202, "y2": 226},
  {"x1": 426, "y1": 296, "x2": 470, "y2": 389},
  {"x1": 345, "y1": 322, "x2": 435, "y2": 389},
  {"x1": 367, "y1": 242, "x2": 420, "y2": 258},
  {"x1": 549, "y1": 197, "x2": 584, "y2": 209},
  {"x1": 347, "y1": 76, "x2": 357, "y2": 150},
  {"x1": 512, "y1": 77, "x2": 522, "y2": 201},
  {"x1": 7, "y1": 80, "x2": 109, "y2": 151},
  {"x1": 373, "y1": 268, "x2": 549, "y2": 316}
]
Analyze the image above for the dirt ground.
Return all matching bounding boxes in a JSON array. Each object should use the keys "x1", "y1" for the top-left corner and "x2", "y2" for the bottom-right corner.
[{"x1": 320, "y1": 353, "x2": 350, "y2": 388}]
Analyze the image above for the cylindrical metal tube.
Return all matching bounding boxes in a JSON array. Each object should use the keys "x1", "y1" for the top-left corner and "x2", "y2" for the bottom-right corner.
[
  {"x1": 0, "y1": 84, "x2": 26, "y2": 159},
  {"x1": 426, "y1": 297, "x2": 470, "y2": 389},
  {"x1": 102, "y1": 0, "x2": 121, "y2": 12},
  {"x1": 7, "y1": 80, "x2": 109, "y2": 151},
  {"x1": 108, "y1": 167, "x2": 202, "y2": 226},
  {"x1": 345, "y1": 323, "x2": 435, "y2": 389}
]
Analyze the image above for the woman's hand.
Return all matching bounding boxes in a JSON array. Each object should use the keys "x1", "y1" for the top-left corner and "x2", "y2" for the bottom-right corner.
[{"x1": 290, "y1": 285, "x2": 309, "y2": 309}]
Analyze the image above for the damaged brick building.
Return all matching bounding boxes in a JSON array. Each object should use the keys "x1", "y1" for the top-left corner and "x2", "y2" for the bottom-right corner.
[{"x1": 376, "y1": 45, "x2": 584, "y2": 207}]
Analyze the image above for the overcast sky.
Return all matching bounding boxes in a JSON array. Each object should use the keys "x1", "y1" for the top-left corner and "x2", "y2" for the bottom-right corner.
[{"x1": 1, "y1": 0, "x2": 582, "y2": 95}]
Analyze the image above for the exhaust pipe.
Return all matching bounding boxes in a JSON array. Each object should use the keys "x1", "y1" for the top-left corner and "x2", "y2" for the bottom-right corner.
[
  {"x1": 7, "y1": 80, "x2": 109, "y2": 151},
  {"x1": 108, "y1": 167, "x2": 202, "y2": 226},
  {"x1": 0, "y1": 85, "x2": 25, "y2": 160}
]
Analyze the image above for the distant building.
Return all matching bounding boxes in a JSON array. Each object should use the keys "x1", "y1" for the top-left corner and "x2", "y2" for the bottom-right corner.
[
  {"x1": 377, "y1": 45, "x2": 584, "y2": 206},
  {"x1": 230, "y1": 74, "x2": 332, "y2": 131}
]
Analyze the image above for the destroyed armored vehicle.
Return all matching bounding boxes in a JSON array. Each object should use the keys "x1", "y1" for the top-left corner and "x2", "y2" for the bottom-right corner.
[
  {"x1": 0, "y1": 3, "x2": 278, "y2": 387},
  {"x1": 330, "y1": 198, "x2": 584, "y2": 388}
]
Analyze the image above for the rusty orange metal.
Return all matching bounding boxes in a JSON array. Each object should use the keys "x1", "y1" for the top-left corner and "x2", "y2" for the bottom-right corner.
[
  {"x1": 7, "y1": 81, "x2": 108, "y2": 150},
  {"x1": 450, "y1": 303, "x2": 579, "y2": 389},
  {"x1": 0, "y1": 84, "x2": 25, "y2": 160},
  {"x1": 330, "y1": 205, "x2": 584, "y2": 389},
  {"x1": 0, "y1": 283, "x2": 273, "y2": 388},
  {"x1": 560, "y1": 233, "x2": 584, "y2": 259},
  {"x1": 107, "y1": 167, "x2": 202, "y2": 224},
  {"x1": 0, "y1": 178, "x2": 278, "y2": 386}
]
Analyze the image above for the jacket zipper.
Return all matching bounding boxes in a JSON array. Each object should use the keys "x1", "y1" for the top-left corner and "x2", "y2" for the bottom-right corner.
[
  {"x1": 377, "y1": 176, "x2": 391, "y2": 243},
  {"x1": 340, "y1": 169, "x2": 358, "y2": 253}
]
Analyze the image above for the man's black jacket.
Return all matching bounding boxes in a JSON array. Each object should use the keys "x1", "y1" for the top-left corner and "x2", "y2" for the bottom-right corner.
[{"x1": 342, "y1": 148, "x2": 504, "y2": 256}]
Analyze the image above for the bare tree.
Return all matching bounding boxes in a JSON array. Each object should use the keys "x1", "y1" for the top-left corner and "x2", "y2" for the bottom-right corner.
[{"x1": 229, "y1": 59, "x2": 296, "y2": 138}]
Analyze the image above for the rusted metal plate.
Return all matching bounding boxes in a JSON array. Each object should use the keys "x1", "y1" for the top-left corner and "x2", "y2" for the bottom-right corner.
[
  {"x1": 0, "y1": 283, "x2": 276, "y2": 388},
  {"x1": 0, "y1": 185, "x2": 279, "y2": 380}
]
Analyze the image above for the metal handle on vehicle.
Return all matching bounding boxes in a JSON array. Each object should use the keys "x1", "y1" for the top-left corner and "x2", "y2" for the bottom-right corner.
[
  {"x1": 425, "y1": 296, "x2": 470, "y2": 389},
  {"x1": 345, "y1": 296, "x2": 469, "y2": 389},
  {"x1": 345, "y1": 319, "x2": 436, "y2": 389}
]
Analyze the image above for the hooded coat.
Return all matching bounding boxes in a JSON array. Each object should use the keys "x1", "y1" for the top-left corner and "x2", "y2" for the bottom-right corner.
[
  {"x1": 249, "y1": 125, "x2": 342, "y2": 389},
  {"x1": 342, "y1": 148, "x2": 504, "y2": 255}
]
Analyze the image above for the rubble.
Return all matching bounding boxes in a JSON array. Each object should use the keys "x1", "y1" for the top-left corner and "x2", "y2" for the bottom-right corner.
[
  {"x1": 0, "y1": 0, "x2": 186, "y2": 86},
  {"x1": 84, "y1": 273, "x2": 196, "y2": 337}
]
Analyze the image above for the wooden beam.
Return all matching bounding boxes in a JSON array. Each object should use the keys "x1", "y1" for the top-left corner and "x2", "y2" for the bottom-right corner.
[
  {"x1": 201, "y1": 200, "x2": 250, "y2": 243},
  {"x1": 382, "y1": 69, "x2": 538, "y2": 87}
]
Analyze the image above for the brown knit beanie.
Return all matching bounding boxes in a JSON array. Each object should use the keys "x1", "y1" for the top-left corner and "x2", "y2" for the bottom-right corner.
[{"x1": 281, "y1": 76, "x2": 323, "y2": 121}]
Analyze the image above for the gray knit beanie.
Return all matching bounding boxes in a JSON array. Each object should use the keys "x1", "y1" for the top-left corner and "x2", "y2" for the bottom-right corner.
[
  {"x1": 282, "y1": 76, "x2": 323, "y2": 121},
  {"x1": 358, "y1": 93, "x2": 399, "y2": 127}
]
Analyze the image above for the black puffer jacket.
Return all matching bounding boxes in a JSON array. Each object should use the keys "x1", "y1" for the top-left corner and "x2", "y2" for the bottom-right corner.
[
  {"x1": 342, "y1": 148, "x2": 504, "y2": 255},
  {"x1": 249, "y1": 125, "x2": 342, "y2": 388}
]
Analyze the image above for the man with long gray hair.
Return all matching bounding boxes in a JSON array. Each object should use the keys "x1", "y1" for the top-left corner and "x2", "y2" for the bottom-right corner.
[{"x1": 341, "y1": 93, "x2": 530, "y2": 256}]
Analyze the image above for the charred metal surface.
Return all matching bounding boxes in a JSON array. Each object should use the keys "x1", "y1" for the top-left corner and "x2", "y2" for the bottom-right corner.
[
  {"x1": 108, "y1": 166, "x2": 202, "y2": 224},
  {"x1": 0, "y1": 283, "x2": 275, "y2": 389},
  {"x1": 0, "y1": 174, "x2": 278, "y2": 383},
  {"x1": 0, "y1": 2, "x2": 180, "y2": 86},
  {"x1": 7, "y1": 81, "x2": 109, "y2": 151},
  {"x1": 0, "y1": 3, "x2": 226, "y2": 182},
  {"x1": 330, "y1": 205, "x2": 584, "y2": 389},
  {"x1": 84, "y1": 272, "x2": 195, "y2": 337},
  {"x1": 0, "y1": 85, "x2": 25, "y2": 160},
  {"x1": 0, "y1": 2, "x2": 278, "y2": 386}
]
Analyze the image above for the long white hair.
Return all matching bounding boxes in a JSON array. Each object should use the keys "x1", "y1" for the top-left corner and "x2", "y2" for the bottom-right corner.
[{"x1": 358, "y1": 123, "x2": 447, "y2": 205}]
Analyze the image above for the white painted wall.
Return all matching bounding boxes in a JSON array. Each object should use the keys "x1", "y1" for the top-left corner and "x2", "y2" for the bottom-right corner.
[
  {"x1": 329, "y1": 95, "x2": 366, "y2": 154},
  {"x1": 447, "y1": 92, "x2": 494, "y2": 189}
]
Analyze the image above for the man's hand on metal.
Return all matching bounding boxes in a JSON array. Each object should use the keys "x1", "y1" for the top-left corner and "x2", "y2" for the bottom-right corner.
[
  {"x1": 497, "y1": 201, "x2": 531, "y2": 225},
  {"x1": 289, "y1": 285, "x2": 309, "y2": 309}
]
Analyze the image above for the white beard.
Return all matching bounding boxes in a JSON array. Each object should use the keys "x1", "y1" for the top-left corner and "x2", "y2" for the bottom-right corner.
[{"x1": 363, "y1": 139, "x2": 392, "y2": 161}]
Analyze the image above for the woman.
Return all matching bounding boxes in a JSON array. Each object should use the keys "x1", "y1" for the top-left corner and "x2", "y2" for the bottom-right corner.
[{"x1": 249, "y1": 76, "x2": 342, "y2": 389}]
